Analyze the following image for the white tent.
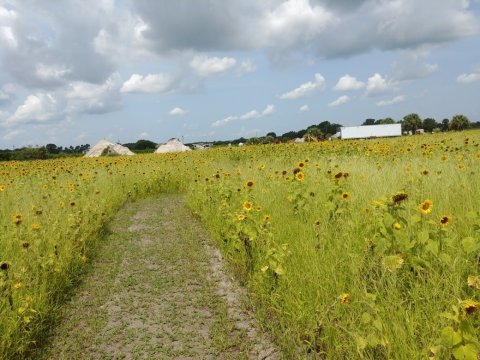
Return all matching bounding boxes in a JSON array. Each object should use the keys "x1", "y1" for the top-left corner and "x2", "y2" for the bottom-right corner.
[
  {"x1": 84, "y1": 139, "x2": 135, "y2": 157},
  {"x1": 155, "y1": 138, "x2": 191, "y2": 154}
]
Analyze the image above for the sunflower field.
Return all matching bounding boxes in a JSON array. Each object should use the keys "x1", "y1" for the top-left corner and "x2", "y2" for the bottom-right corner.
[{"x1": 1, "y1": 130, "x2": 479, "y2": 359}]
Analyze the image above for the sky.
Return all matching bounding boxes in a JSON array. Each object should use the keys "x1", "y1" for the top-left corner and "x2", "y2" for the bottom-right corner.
[{"x1": 0, "y1": 0, "x2": 480, "y2": 148}]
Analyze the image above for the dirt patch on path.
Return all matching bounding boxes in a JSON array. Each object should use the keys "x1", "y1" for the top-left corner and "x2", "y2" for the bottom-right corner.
[{"x1": 41, "y1": 194, "x2": 280, "y2": 359}]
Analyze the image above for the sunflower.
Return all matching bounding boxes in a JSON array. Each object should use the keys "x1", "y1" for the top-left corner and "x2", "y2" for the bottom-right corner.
[
  {"x1": 0, "y1": 184, "x2": 5, "y2": 192},
  {"x1": 392, "y1": 191, "x2": 408, "y2": 204},
  {"x1": 439, "y1": 215, "x2": 451, "y2": 227},
  {"x1": 460, "y1": 299, "x2": 480, "y2": 317},
  {"x1": 69, "y1": 201, "x2": 76, "y2": 207},
  {"x1": 393, "y1": 223, "x2": 401, "y2": 230},
  {"x1": 467, "y1": 275, "x2": 480, "y2": 289},
  {"x1": 314, "y1": 219, "x2": 321, "y2": 228},
  {"x1": 263, "y1": 215, "x2": 271, "y2": 224},
  {"x1": 236, "y1": 213, "x2": 246, "y2": 221},
  {"x1": 341, "y1": 192, "x2": 350, "y2": 201},
  {"x1": 31, "y1": 223, "x2": 41, "y2": 230},
  {"x1": 12, "y1": 213, "x2": 22, "y2": 225},
  {"x1": 245, "y1": 180, "x2": 254, "y2": 189},
  {"x1": 0, "y1": 262, "x2": 9, "y2": 271},
  {"x1": 339, "y1": 293, "x2": 350, "y2": 305},
  {"x1": 419, "y1": 199, "x2": 433, "y2": 215},
  {"x1": 242, "y1": 201, "x2": 253, "y2": 211},
  {"x1": 295, "y1": 171, "x2": 305, "y2": 181},
  {"x1": 334, "y1": 172, "x2": 343, "y2": 179},
  {"x1": 297, "y1": 161, "x2": 305, "y2": 168}
]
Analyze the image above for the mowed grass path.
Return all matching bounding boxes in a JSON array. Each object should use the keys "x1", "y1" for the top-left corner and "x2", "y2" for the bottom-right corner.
[{"x1": 39, "y1": 194, "x2": 279, "y2": 360}]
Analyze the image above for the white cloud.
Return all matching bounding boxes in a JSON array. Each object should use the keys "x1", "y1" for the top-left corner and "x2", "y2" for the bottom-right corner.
[
  {"x1": 121, "y1": 73, "x2": 173, "y2": 93},
  {"x1": 280, "y1": 73, "x2": 325, "y2": 100},
  {"x1": 6, "y1": 93, "x2": 62, "y2": 126},
  {"x1": 333, "y1": 74, "x2": 365, "y2": 91},
  {"x1": 237, "y1": 59, "x2": 257, "y2": 75},
  {"x1": 212, "y1": 104, "x2": 274, "y2": 127},
  {"x1": 265, "y1": 0, "x2": 337, "y2": 48},
  {"x1": 35, "y1": 63, "x2": 71, "y2": 83},
  {"x1": 328, "y1": 95, "x2": 349, "y2": 107},
  {"x1": 365, "y1": 73, "x2": 396, "y2": 97},
  {"x1": 262, "y1": 104, "x2": 275, "y2": 115},
  {"x1": 169, "y1": 107, "x2": 187, "y2": 116},
  {"x1": 393, "y1": 49, "x2": 438, "y2": 80},
  {"x1": 240, "y1": 110, "x2": 260, "y2": 120},
  {"x1": 190, "y1": 55, "x2": 237, "y2": 77},
  {"x1": 456, "y1": 73, "x2": 480, "y2": 84},
  {"x1": 376, "y1": 95, "x2": 405, "y2": 107},
  {"x1": 299, "y1": 104, "x2": 309, "y2": 112},
  {"x1": 66, "y1": 74, "x2": 122, "y2": 114}
]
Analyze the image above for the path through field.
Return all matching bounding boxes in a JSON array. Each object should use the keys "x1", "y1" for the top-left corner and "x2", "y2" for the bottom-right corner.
[{"x1": 41, "y1": 194, "x2": 279, "y2": 359}]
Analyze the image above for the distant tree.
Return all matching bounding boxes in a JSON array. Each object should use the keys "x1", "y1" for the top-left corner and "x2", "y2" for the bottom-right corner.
[
  {"x1": 362, "y1": 118, "x2": 376, "y2": 126},
  {"x1": 46, "y1": 143, "x2": 60, "y2": 154},
  {"x1": 422, "y1": 118, "x2": 438, "y2": 133},
  {"x1": 317, "y1": 121, "x2": 341, "y2": 136},
  {"x1": 441, "y1": 118, "x2": 450, "y2": 132},
  {"x1": 402, "y1": 113, "x2": 422, "y2": 133},
  {"x1": 376, "y1": 117, "x2": 396, "y2": 125},
  {"x1": 305, "y1": 126, "x2": 324, "y2": 141},
  {"x1": 449, "y1": 114, "x2": 471, "y2": 131},
  {"x1": 265, "y1": 132, "x2": 277, "y2": 139}
]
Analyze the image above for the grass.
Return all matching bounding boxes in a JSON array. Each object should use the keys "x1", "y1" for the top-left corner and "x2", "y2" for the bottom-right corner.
[{"x1": 1, "y1": 130, "x2": 480, "y2": 358}]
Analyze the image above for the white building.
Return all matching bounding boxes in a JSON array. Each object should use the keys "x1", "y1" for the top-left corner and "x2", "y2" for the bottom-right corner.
[{"x1": 340, "y1": 124, "x2": 401, "y2": 140}]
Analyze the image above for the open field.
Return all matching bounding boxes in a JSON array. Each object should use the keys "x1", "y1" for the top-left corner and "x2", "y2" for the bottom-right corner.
[{"x1": 1, "y1": 131, "x2": 480, "y2": 359}]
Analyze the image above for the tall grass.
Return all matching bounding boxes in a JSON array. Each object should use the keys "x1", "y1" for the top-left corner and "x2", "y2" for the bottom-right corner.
[{"x1": 1, "y1": 131, "x2": 479, "y2": 358}]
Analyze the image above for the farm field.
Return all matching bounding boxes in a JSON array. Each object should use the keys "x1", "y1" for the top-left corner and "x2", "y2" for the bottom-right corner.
[{"x1": 1, "y1": 130, "x2": 480, "y2": 359}]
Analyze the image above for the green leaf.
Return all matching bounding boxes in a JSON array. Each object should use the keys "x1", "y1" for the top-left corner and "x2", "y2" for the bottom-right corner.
[
  {"x1": 452, "y1": 344, "x2": 479, "y2": 360},
  {"x1": 366, "y1": 333, "x2": 380, "y2": 347},
  {"x1": 381, "y1": 255, "x2": 404, "y2": 271},
  {"x1": 373, "y1": 319, "x2": 383, "y2": 332},
  {"x1": 426, "y1": 240, "x2": 439, "y2": 256},
  {"x1": 355, "y1": 336, "x2": 367, "y2": 351},
  {"x1": 411, "y1": 214, "x2": 422, "y2": 224},
  {"x1": 440, "y1": 326, "x2": 462, "y2": 348},
  {"x1": 361, "y1": 312, "x2": 372, "y2": 324},
  {"x1": 418, "y1": 231, "x2": 430, "y2": 245},
  {"x1": 461, "y1": 237, "x2": 480, "y2": 254}
]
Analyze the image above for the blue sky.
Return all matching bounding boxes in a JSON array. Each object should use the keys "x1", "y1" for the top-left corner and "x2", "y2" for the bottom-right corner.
[{"x1": 0, "y1": 0, "x2": 480, "y2": 147}]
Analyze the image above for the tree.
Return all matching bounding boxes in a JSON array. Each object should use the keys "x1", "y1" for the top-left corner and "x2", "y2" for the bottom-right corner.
[
  {"x1": 449, "y1": 114, "x2": 471, "y2": 131},
  {"x1": 422, "y1": 118, "x2": 438, "y2": 133},
  {"x1": 441, "y1": 118, "x2": 450, "y2": 132},
  {"x1": 362, "y1": 118, "x2": 376, "y2": 126},
  {"x1": 265, "y1": 132, "x2": 277, "y2": 139},
  {"x1": 402, "y1": 113, "x2": 422, "y2": 133},
  {"x1": 376, "y1": 117, "x2": 396, "y2": 125},
  {"x1": 46, "y1": 143, "x2": 60, "y2": 154},
  {"x1": 304, "y1": 126, "x2": 324, "y2": 142}
]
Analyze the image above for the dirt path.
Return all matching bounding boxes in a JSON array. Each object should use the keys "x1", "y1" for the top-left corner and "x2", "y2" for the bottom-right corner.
[{"x1": 41, "y1": 194, "x2": 279, "y2": 360}]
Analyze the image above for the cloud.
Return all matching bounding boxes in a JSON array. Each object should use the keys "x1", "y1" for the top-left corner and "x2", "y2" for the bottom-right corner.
[
  {"x1": 328, "y1": 95, "x2": 349, "y2": 107},
  {"x1": 393, "y1": 49, "x2": 438, "y2": 81},
  {"x1": 169, "y1": 107, "x2": 187, "y2": 116},
  {"x1": 280, "y1": 73, "x2": 325, "y2": 100},
  {"x1": 121, "y1": 73, "x2": 173, "y2": 93},
  {"x1": 132, "y1": 1, "x2": 480, "y2": 61},
  {"x1": 262, "y1": 104, "x2": 275, "y2": 115},
  {"x1": 6, "y1": 93, "x2": 62, "y2": 126},
  {"x1": 299, "y1": 104, "x2": 309, "y2": 112},
  {"x1": 365, "y1": 73, "x2": 397, "y2": 97},
  {"x1": 190, "y1": 55, "x2": 237, "y2": 77},
  {"x1": 333, "y1": 74, "x2": 365, "y2": 91},
  {"x1": 237, "y1": 59, "x2": 257, "y2": 75},
  {"x1": 66, "y1": 74, "x2": 123, "y2": 114},
  {"x1": 456, "y1": 72, "x2": 480, "y2": 83},
  {"x1": 212, "y1": 104, "x2": 274, "y2": 127},
  {"x1": 376, "y1": 95, "x2": 405, "y2": 107}
]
